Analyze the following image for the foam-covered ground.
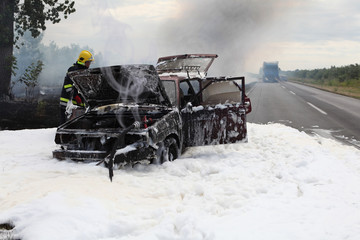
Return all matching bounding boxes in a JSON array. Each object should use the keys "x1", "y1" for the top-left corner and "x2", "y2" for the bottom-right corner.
[{"x1": 1, "y1": 123, "x2": 360, "y2": 240}]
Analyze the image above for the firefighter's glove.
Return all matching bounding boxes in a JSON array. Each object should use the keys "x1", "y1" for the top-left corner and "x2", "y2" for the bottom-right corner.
[{"x1": 74, "y1": 95, "x2": 82, "y2": 105}]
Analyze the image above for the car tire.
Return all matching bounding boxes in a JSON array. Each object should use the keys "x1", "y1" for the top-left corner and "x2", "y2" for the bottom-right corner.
[{"x1": 155, "y1": 137, "x2": 179, "y2": 164}]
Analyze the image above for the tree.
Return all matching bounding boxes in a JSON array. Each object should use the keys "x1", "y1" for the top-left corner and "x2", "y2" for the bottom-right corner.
[
  {"x1": 0, "y1": 0, "x2": 75, "y2": 100},
  {"x1": 18, "y1": 60, "x2": 44, "y2": 101},
  {"x1": 11, "y1": 31, "x2": 43, "y2": 98}
]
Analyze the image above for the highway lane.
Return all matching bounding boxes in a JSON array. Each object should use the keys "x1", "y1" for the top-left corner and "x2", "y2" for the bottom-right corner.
[{"x1": 247, "y1": 81, "x2": 360, "y2": 148}]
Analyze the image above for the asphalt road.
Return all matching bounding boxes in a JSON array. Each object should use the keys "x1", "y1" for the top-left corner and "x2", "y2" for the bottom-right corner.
[{"x1": 247, "y1": 81, "x2": 360, "y2": 148}]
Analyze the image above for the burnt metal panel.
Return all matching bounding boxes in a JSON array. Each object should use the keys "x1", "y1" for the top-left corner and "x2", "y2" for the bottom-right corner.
[{"x1": 182, "y1": 104, "x2": 247, "y2": 147}]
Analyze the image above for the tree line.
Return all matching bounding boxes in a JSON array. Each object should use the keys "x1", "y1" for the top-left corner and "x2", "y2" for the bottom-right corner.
[{"x1": 284, "y1": 64, "x2": 360, "y2": 85}]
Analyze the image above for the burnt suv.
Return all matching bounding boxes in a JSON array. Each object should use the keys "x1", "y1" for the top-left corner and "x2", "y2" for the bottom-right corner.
[{"x1": 53, "y1": 54, "x2": 251, "y2": 179}]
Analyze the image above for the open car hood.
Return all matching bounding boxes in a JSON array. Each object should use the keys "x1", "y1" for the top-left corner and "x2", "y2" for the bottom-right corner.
[
  {"x1": 156, "y1": 54, "x2": 218, "y2": 78},
  {"x1": 68, "y1": 65, "x2": 172, "y2": 109}
]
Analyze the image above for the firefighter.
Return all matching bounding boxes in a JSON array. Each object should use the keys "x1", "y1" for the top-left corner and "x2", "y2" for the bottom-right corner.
[{"x1": 59, "y1": 50, "x2": 94, "y2": 124}]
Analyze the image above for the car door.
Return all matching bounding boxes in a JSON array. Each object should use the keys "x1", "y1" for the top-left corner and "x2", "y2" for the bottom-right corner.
[{"x1": 180, "y1": 77, "x2": 249, "y2": 147}]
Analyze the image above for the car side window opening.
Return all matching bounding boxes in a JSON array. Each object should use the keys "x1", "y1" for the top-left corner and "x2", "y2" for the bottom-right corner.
[
  {"x1": 180, "y1": 79, "x2": 200, "y2": 94},
  {"x1": 161, "y1": 80, "x2": 177, "y2": 107},
  {"x1": 180, "y1": 79, "x2": 201, "y2": 107}
]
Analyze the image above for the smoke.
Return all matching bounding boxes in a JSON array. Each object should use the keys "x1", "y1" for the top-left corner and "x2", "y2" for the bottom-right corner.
[
  {"x1": 101, "y1": 66, "x2": 147, "y2": 103},
  {"x1": 84, "y1": 0, "x2": 136, "y2": 66},
  {"x1": 43, "y1": 0, "x2": 296, "y2": 75},
  {"x1": 157, "y1": 0, "x2": 296, "y2": 75},
  {"x1": 11, "y1": 0, "x2": 300, "y2": 99},
  {"x1": 12, "y1": 29, "x2": 104, "y2": 98},
  {"x1": 100, "y1": 65, "x2": 161, "y2": 128}
]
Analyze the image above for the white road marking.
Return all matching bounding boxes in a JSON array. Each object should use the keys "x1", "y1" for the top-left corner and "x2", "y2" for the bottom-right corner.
[
  {"x1": 307, "y1": 102, "x2": 327, "y2": 115},
  {"x1": 290, "y1": 91, "x2": 296, "y2": 95},
  {"x1": 281, "y1": 86, "x2": 286, "y2": 89}
]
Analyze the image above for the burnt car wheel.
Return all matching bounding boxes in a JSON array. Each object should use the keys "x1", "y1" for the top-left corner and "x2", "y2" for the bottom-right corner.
[{"x1": 155, "y1": 137, "x2": 179, "y2": 164}]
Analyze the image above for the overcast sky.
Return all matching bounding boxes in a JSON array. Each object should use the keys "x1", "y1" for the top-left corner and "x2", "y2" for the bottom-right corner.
[{"x1": 41, "y1": 0, "x2": 360, "y2": 75}]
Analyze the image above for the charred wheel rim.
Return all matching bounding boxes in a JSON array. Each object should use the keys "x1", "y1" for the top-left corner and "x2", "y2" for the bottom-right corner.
[{"x1": 157, "y1": 137, "x2": 178, "y2": 164}]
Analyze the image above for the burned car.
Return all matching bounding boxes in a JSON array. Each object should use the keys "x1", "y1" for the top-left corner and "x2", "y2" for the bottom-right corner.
[{"x1": 53, "y1": 55, "x2": 251, "y2": 180}]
